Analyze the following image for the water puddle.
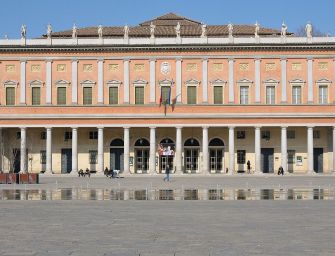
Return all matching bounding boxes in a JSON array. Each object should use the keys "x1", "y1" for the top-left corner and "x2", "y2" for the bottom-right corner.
[{"x1": 0, "y1": 188, "x2": 333, "y2": 200}]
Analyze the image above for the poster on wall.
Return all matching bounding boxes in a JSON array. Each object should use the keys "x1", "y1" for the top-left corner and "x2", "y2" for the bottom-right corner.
[
  {"x1": 296, "y1": 156, "x2": 303, "y2": 166},
  {"x1": 158, "y1": 143, "x2": 175, "y2": 156}
]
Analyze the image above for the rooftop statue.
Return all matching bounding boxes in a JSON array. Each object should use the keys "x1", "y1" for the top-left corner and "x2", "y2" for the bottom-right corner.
[
  {"x1": 98, "y1": 25, "x2": 103, "y2": 39},
  {"x1": 281, "y1": 22, "x2": 287, "y2": 37},
  {"x1": 21, "y1": 24, "x2": 27, "y2": 39},
  {"x1": 201, "y1": 23, "x2": 207, "y2": 38},
  {"x1": 255, "y1": 22, "x2": 260, "y2": 37},
  {"x1": 227, "y1": 23, "x2": 233, "y2": 37},
  {"x1": 124, "y1": 25, "x2": 129, "y2": 39},
  {"x1": 47, "y1": 24, "x2": 52, "y2": 39},
  {"x1": 175, "y1": 22, "x2": 181, "y2": 38},
  {"x1": 150, "y1": 22, "x2": 155, "y2": 38},
  {"x1": 72, "y1": 24, "x2": 77, "y2": 39},
  {"x1": 305, "y1": 22, "x2": 312, "y2": 38}
]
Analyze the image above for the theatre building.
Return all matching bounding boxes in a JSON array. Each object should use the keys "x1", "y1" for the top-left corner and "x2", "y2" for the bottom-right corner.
[{"x1": 0, "y1": 13, "x2": 335, "y2": 175}]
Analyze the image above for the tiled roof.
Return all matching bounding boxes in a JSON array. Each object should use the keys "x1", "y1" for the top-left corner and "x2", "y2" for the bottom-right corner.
[{"x1": 47, "y1": 13, "x2": 291, "y2": 38}]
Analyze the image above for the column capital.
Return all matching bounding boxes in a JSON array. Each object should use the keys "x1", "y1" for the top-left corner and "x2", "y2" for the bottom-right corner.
[
  {"x1": 176, "y1": 126, "x2": 183, "y2": 130},
  {"x1": 123, "y1": 58, "x2": 130, "y2": 62},
  {"x1": 175, "y1": 57, "x2": 182, "y2": 62},
  {"x1": 149, "y1": 126, "x2": 156, "y2": 129},
  {"x1": 71, "y1": 59, "x2": 79, "y2": 63},
  {"x1": 149, "y1": 58, "x2": 156, "y2": 62},
  {"x1": 45, "y1": 59, "x2": 53, "y2": 63},
  {"x1": 255, "y1": 126, "x2": 261, "y2": 130},
  {"x1": 202, "y1": 126, "x2": 209, "y2": 129},
  {"x1": 97, "y1": 126, "x2": 104, "y2": 130},
  {"x1": 254, "y1": 58, "x2": 261, "y2": 61},
  {"x1": 280, "y1": 58, "x2": 287, "y2": 61},
  {"x1": 71, "y1": 127, "x2": 78, "y2": 130},
  {"x1": 45, "y1": 127, "x2": 53, "y2": 130},
  {"x1": 307, "y1": 126, "x2": 314, "y2": 129},
  {"x1": 20, "y1": 58, "x2": 27, "y2": 63},
  {"x1": 281, "y1": 126, "x2": 288, "y2": 129},
  {"x1": 228, "y1": 126, "x2": 235, "y2": 130},
  {"x1": 307, "y1": 57, "x2": 314, "y2": 61},
  {"x1": 123, "y1": 126, "x2": 130, "y2": 129},
  {"x1": 19, "y1": 127, "x2": 27, "y2": 130},
  {"x1": 228, "y1": 58, "x2": 235, "y2": 62},
  {"x1": 97, "y1": 58, "x2": 104, "y2": 63},
  {"x1": 202, "y1": 58, "x2": 209, "y2": 62}
]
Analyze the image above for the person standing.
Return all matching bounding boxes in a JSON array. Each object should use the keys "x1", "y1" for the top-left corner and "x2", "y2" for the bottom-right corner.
[
  {"x1": 163, "y1": 164, "x2": 170, "y2": 182},
  {"x1": 247, "y1": 160, "x2": 251, "y2": 174}
]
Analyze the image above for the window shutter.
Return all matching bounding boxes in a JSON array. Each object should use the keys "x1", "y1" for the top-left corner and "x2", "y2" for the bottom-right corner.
[
  {"x1": 32, "y1": 87, "x2": 41, "y2": 105},
  {"x1": 213, "y1": 86, "x2": 223, "y2": 104},
  {"x1": 161, "y1": 86, "x2": 170, "y2": 103},
  {"x1": 83, "y1": 87, "x2": 92, "y2": 105},
  {"x1": 109, "y1": 87, "x2": 118, "y2": 104},
  {"x1": 135, "y1": 86, "x2": 144, "y2": 104},
  {"x1": 187, "y1": 86, "x2": 196, "y2": 104},
  {"x1": 57, "y1": 87, "x2": 66, "y2": 105},
  {"x1": 6, "y1": 87, "x2": 15, "y2": 105}
]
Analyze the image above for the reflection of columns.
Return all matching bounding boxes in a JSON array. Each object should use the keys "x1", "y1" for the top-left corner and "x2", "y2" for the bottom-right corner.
[
  {"x1": 20, "y1": 127, "x2": 27, "y2": 173},
  {"x1": 176, "y1": 58, "x2": 182, "y2": 103},
  {"x1": 281, "y1": 59, "x2": 287, "y2": 103},
  {"x1": 255, "y1": 126, "x2": 261, "y2": 174},
  {"x1": 228, "y1": 59, "x2": 234, "y2": 103},
  {"x1": 149, "y1": 127, "x2": 156, "y2": 174},
  {"x1": 123, "y1": 59, "x2": 130, "y2": 104},
  {"x1": 202, "y1": 126, "x2": 209, "y2": 174},
  {"x1": 98, "y1": 127, "x2": 104, "y2": 173},
  {"x1": 281, "y1": 126, "x2": 287, "y2": 172},
  {"x1": 72, "y1": 127, "x2": 78, "y2": 173},
  {"x1": 46, "y1": 60, "x2": 52, "y2": 104},
  {"x1": 20, "y1": 60, "x2": 26, "y2": 105},
  {"x1": 307, "y1": 58, "x2": 313, "y2": 103},
  {"x1": 97, "y1": 59, "x2": 104, "y2": 104},
  {"x1": 123, "y1": 127, "x2": 130, "y2": 174},
  {"x1": 149, "y1": 59, "x2": 156, "y2": 104},
  {"x1": 228, "y1": 126, "x2": 234, "y2": 174},
  {"x1": 202, "y1": 59, "x2": 208, "y2": 103},
  {"x1": 333, "y1": 127, "x2": 335, "y2": 172},
  {"x1": 307, "y1": 126, "x2": 314, "y2": 173},
  {"x1": 176, "y1": 127, "x2": 183, "y2": 173},
  {"x1": 46, "y1": 127, "x2": 52, "y2": 174},
  {"x1": 255, "y1": 58, "x2": 261, "y2": 103},
  {"x1": 71, "y1": 60, "x2": 78, "y2": 104}
]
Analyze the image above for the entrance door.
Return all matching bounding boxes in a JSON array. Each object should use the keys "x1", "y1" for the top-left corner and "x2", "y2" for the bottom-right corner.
[
  {"x1": 13, "y1": 149, "x2": 20, "y2": 173},
  {"x1": 61, "y1": 149, "x2": 72, "y2": 174},
  {"x1": 110, "y1": 148, "x2": 124, "y2": 171},
  {"x1": 159, "y1": 156, "x2": 174, "y2": 174},
  {"x1": 184, "y1": 149, "x2": 199, "y2": 173},
  {"x1": 210, "y1": 149, "x2": 223, "y2": 173},
  {"x1": 287, "y1": 150, "x2": 295, "y2": 173},
  {"x1": 135, "y1": 149, "x2": 149, "y2": 173},
  {"x1": 313, "y1": 148, "x2": 323, "y2": 173},
  {"x1": 261, "y1": 148, "x2": 274, "y2": 173}
]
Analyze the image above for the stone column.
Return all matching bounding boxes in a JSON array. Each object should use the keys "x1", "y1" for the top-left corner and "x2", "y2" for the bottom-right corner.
[
  {"x1": 307, "y1": 126, "x2": 314, "y2": 173},
  {"x1": 20, "y1": 127, "x2": 27, "y2": 173},
  {"x1": 255, "y1": 126, "x2": 261, "y2": 174},
  {"x1": 176, "y1": 58, "x2": 182, "y2": 103},
  {"x1": 72, "y1": 127, "x2": 78, "y2": 173},
  {"x1": 255, "y1": 58, "x2": 261, "y2": 103},
  {"x1": 46, "y1": 60, "x2": 52, "y2": 104},
  {"x1": 281, "y1": 58, "x2": 287, "y2": 103},
  {"x1": 149, "y1": 59, "x2": 156, "y2": 104},
  {"x1": 97, "y1": 59, "x2": 104, "y2": 104},
  {"x1": 228, "y1": 59, "x2": 234, "y2": 103},
  {"x1": 202, "y1": 58, "x2": 208, "y2": 103},
  {"x1": 149, "y1": 127, "x2": 156, "y2": 174},
  {"x1": 123, "y1": 127, "x2": 130, "y2": 174},
  {"x1": 46, "y1": 127, "x2": 52, "y2": 174},
  {"x1": 333, "y1": 127, "x2": 335, "y2": 172},
  {"x1": 20, "y1": 60, "x2": 26, "y2": 105},
  {"x1": 281, "y1": 126, "x2": 287, "y2": 172},
  {"x1": 228, "y1": 126, "x2": 235, "y2": 174},
  {"x1": 307, "y1": 58, "x2": 313, "y2": 103},
  {"x1": 176, "y1": 126, "x2": 183, "y2": 173},
  {"x1": 97, "y1": 127, "x2": 104, "y2": 173},
  {"x1": 202, "y1": 126, "x2": 209, "y2": 174},
  {"x1": 71, "y1": 60, "x2": 78, "y2": 104},
  {"x1": 123, "y1": 59, "x2": 130, "y2": 104}
]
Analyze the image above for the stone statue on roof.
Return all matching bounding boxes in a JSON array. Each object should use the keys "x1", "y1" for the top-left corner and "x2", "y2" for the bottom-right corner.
[
  {"x1": 72, "y1": 24, "x2": 77, "y2": 39},
  {"x1": 305, "y1": 22, "x2": 312, "y2": 38},
  {"x1": 47, "y1": 24, "x2": 52, "y2": 39},
  {"x1": 124, "y1": 25, "x2": 129, "y2": 39},
  {"x1": 98, "y1": 25, "x2": 103, "y2": 39},
  {"x1": 175, "y1": 22, "x2": 181, "y2": 38},
  {"x1": 21, "y1": 24, "x2": 27, "y2": 39},
  {"x1": 150, "y1": 22, "x2": 155, "y2": 38},
  {"x1": 201, "y1": 23, "x2": 207, "y2": 38},
  {"x1": 255, "y1": 22, "x2": 260, "y2": 37},
  {"x1": 281, "y1": 22, "x2": 287, "y2": 37},
  {"x1": 227, "y1": 23, "x2": 233, "y2": 37}
]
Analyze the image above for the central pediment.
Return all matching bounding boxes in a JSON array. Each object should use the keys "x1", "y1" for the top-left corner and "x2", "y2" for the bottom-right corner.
[{"x1": 139, "y1": 13, "x2": 202, "y2": 26}]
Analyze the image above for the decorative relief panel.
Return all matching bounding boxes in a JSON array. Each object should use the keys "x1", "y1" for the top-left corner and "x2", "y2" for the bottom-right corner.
[
  {"x1": 5, "y1": 65, "x2": 15, "y2": 72},
  {"x1": 265, "y1": 63, "x2": 276, "y2": 71},
  {"x1": 160, "y1": 62, "x2": 171, "y2": 75},
  {"x1": 186, "y1": 63, "x2": 197, "y2": 71},
  {"x1": 239, "y1": 63, "x2": 249, "y2": 71},
  {"x1": 318, "y1": 62, "x2": 328, "y2": 71},
  {"x1": 134, "y1": 64, "x2": 145, "y2": 71},
  {"x1": 31, "y1": 65, "x2": 41, "y2": 72},
  {"x1": 213, "y1": 63, "x2": 223, "y2": 71},
  {"x1": 83, "y1": 64, "x2": 93, "y2": 72},
  {"x1": 109, "y1": 64, "x2": 119, "y2": 71},
  {"x1": 292, "y1": 63, "x2": 302, "y2": 71},
  {"x1": 56, "y1": 64, "x2": 66, "y2": 72}
]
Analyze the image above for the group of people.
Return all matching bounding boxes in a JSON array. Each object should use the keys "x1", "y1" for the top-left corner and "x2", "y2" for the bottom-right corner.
[
  {"x1": 246, "y1": 160, "x2": 285, "y2": 175},
  {"x1": 104, "y1": 167, "x2": 120, "y2": 178},
  {"x1": 78, "y1": 168, "x2": 91, "y2": 177}
]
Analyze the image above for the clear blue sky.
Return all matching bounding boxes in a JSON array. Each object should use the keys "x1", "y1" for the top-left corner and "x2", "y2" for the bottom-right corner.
[{"x1": 1, "y1": 0, "x2": 334, "y2": 38}]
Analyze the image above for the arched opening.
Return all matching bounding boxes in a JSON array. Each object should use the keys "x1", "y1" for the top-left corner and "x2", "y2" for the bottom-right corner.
[
  {"x1": 209, "y1": 138, "x2": 225, "y2": 173},
  {"x1": 158, "y1": 138, "x2": 175, "y2": 174},
  {"x1": 134, "y1": 138, "x2": 150, "y2": 174},
  {"x1": 110, "y1": 138, "x2": 124, "y2": 172},
  {"x1": 184, "y1": 138, "x2": 200, "y2": 173}
]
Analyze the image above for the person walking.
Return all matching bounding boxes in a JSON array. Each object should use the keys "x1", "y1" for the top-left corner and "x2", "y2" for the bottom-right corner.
[
  {"x1": 163, "y1": 164, "x2": 170, "y2": 182},
  {"x1": 247, "y1": 160, "x2": 251, "y2": 174}
]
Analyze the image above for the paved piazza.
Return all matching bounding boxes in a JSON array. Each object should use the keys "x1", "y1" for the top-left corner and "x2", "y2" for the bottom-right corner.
[{"x1": 0, "y1": 176, "x2": 335, "y2": 256}]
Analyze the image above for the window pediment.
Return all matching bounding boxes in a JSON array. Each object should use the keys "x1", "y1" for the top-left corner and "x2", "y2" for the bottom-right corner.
[
  {"x1": 107, "y1": 79, "x2": 122, "y2": 86},
  {"x1": 133, "y1": 79, "x2": 148, "y2": 86},
  {"x1": 29, "y1": 79, "x2": 44, "y2": 87},
  {"x1": 237, "y1": 78, "x2": 253, "y2": 84},
  {"x1": 289, "y1": 78, "x2": 305, "y2": 84},
  {"x1": 185, "y1": 78, "x2": 200, "y2": 85},
  {"x1": 55, "y1": 79, "x2": 70, "y2": 85},
  {"x1": 80, "y1": 80, "x2": 96, "y2": 87},
  {"x1": 316, "y1": 78, "x2": 332, "y2": 84},
  {"x1": 210, "y1": 78, "x2": 227, "y2": 85},
  {"x1": 159, "y1": 79, "x2": 173, "y2": 86},
  {"x1": 263, "y1": 78, "x2": 280, "y2": 84},
  {"x1": 3, "y1": 80, "x2": 18, "y2": 87}
]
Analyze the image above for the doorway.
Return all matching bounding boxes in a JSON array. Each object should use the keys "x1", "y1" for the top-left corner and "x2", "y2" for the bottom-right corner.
[
  {"x1": 261, "y1": 148, "x2": 274, "y2": 173},
  {"x1": 61, "y1": 148, "x2": 72, "y2": 174},
  {"x1": 134, "y1": 138, "x2": 149, "y2": 174},
  {"x1": 110, "y1": 138, "x2": 124, "y2": 172},
  {"x1": 209, "y1": 138, "x2": 225, "y2": 173},
  {"x1": 313, "y1": 148, "x2": 323, "y2": 173}
]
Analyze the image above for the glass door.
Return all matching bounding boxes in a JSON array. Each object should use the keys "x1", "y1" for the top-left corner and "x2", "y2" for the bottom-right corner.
[
  {"x1": 135, "y1": 149, "x2": 149, "y2": 173},
  {"x1": 184, "y1": 149, "x2": 199, "y2": 173},
  {"x1": 210, "y1": 149, "x2": 223, "y2": 173}
]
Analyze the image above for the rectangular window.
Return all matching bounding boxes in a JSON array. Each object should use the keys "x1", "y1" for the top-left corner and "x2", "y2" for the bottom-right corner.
[
  {"x1": 313, "y1": 130, "x2": 320, "y2": 139},
  {"x1": 64, "y1": 131, "x2": 72, "y2": 140},
  {"x1": 292, "y1": 86, "x2": 301, "y2": 104},
  {"x1": 135, "y1": 86, "x2": 144, "y2": 104},
  {"x1": 319, "y1": 85, "x2": 328, "y2": 104},
  {"x1": 287, "y1": 130, "x2": 295, "y2": 139},
  {"x1": 237, "y1": 150, "x2": 246, "y2": 164},
  {"x1": 40, "y1": 132, "x2": 46, "y2": 140},
  {"x1": 187, "y1": 86, "x2": 197, "y2": 104},
  {"x1": 161, "y1": 86, "x2": 171, "y2": 104},
  {"x1": 32, "y1": 87, "x2": 41, "y2": 105},
  {"x1": 6, "y1": 87, "x2": 15, "y2": 105},
  {"x1": 89, "y1": 131, "x2": 98, "y2": 140},
  {"x1": 240, "y1": 86, "x2": 249, "y2": 104},
  {"x1": 57, "y1": 87, "x2": 66, "y2": 105},
  {"x1": 287, "y1": 150, "x2": 295, "y2": 164},
  {"x1": 83, "y1": 87, "x2": 92, "y2": 105},
  {"x1": 266, "y1": 86, "x2": 275, "y2": 104},
  {"x1": 16, "y1": 132, "x2": 21, "y2": 139},
  {"x1": 262, "y1": 131, "x2": 271, "y2": 140},
  {"x1": 89, "y1": 150, "x2": 98, "y2": 164},
  {"x1": 213, "y1": 86, "x2": 223, "y2": 104},
  {"x1": 237, "y1": 131, "x2": 246, "y2": 139},
  {"x1": 109, "y1": 87, "x2": 118, "y2": 104},
  {"x1": 40, "y1": 150, "x2": 46, "y2": 164}
]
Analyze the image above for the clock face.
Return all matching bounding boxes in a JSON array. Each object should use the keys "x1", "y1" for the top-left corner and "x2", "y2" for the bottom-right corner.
[{"x1": 161, "y1": 62, "x2": 171, "y2": 75}]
